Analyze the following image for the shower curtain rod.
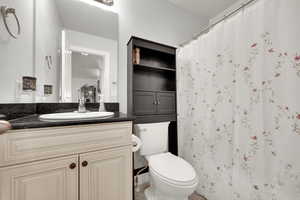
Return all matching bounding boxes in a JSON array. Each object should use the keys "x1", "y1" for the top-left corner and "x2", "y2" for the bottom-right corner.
[{"x1": 179, "y1": 0, "x2": 257, "y2": 47}]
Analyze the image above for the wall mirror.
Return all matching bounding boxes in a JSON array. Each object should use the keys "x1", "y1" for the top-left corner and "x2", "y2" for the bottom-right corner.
[{"x1": 0, "y1": 0, "x2": 119, "y2": 103}]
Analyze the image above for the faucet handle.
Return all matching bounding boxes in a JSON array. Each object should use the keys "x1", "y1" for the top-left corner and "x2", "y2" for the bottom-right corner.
[
  {"x1": 79, "y1": 97, "x2": 85, "y2": 105},
  {"x1": 78, "y1": 97, "x2": 87, "y2": 113}
]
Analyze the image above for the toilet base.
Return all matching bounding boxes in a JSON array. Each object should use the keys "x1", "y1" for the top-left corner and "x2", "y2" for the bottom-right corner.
[{"x1": 144, "y1": 187, "x2": 189, "y2": 200}]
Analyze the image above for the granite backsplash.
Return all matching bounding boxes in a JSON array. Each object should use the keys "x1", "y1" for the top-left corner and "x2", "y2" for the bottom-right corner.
[{"x1": 0, "y1": 103, "x2": 119, "y2": 120}]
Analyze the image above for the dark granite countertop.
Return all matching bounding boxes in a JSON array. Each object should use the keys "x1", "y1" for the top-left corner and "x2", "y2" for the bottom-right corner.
[{"x1": 9, "y1": 112, "x2": 135, "y2": 130}]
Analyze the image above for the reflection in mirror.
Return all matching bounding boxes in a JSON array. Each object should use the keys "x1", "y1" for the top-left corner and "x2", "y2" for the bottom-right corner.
[
  {"x1": 64, "y1": 50, "x2": 111, "y2": 105},
  {"x1": 61, "y1": 29, "x2": 118, "y2": 103},
  {"x1": 71, "y1": 52, "x2": 104, "y2": 103},
  {"x1": 0, "y1": 0, "x2": 119, "y2": 103}
]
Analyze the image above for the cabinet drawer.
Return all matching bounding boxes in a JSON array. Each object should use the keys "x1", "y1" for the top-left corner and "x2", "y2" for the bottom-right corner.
[{"x1": 0, "y1": 121, "x2": 132, "y2": 167}]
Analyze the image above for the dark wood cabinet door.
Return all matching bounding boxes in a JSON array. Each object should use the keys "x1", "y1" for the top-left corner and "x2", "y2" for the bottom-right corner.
[
  {"x1": 133, "y1": 91, "x2": 157, "y2": 115},
  {"x1": 156, "y1": 92, "x2": 176, "y2": 115}
]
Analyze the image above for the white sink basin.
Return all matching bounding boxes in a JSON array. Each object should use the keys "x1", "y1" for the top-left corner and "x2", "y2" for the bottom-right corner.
[{"x1": 39, "y1": 112, "x2": 114, "y2": 121}]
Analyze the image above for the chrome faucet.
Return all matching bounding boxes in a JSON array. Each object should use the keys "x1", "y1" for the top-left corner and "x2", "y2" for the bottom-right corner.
[
  {"x1": 78, "y1": 89, "x2": 87, "y2": 113},
  {"x1": 78, "y1": 98, "x2": 86, "y2": 113},
  {"x1": 97, "y1": 80, "x2": 106, "y2": 112},
  {"x1": 98, "y1": 94, "x2": 106, "y2": 112}
]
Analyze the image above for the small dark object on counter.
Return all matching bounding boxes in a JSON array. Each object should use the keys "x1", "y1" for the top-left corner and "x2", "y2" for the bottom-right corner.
[{"x1": 0, "y1": 120, "x2": 11, "y2": 134}]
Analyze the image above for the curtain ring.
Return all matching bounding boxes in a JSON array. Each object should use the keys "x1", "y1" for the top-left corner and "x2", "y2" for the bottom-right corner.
[{"x1": 1, "y1": 6, "x2": 21, "y2": 39}]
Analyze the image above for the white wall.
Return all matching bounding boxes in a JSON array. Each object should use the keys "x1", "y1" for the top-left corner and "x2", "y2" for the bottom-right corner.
[
  {"x1": 0, "y1": 0, "x2": 35, "y2": 103},
  {"x1": 62, "y1": 30, "x2": 118, "y2": 102},
  {"x1": 35, "y1": 0, "x2": 63, "y2": 102},
  {"x1": 118, "y1": 0, "x2": 208, "y2": 113}
]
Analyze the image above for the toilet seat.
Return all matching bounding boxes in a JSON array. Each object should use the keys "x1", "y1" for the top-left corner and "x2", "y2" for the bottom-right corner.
[{"x1": 148, "y1": 153, "x2": 198, "y2": 187}]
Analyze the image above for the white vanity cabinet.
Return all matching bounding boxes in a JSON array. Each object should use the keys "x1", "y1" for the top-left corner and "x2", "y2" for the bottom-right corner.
[{"x1": 0, "y1": 121, "x2": 133, "y2": 200}]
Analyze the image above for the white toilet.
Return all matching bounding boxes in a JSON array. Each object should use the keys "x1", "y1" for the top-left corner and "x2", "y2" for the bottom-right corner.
[{"x1": 134, "y1": 122, "x2": 198, "y2": 200}]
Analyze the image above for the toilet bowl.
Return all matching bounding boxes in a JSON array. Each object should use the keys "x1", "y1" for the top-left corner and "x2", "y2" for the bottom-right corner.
[
  {"x1": 145, "y1": 153, "x2": 198, "y2": 200},
  {"x1": 134, "y1": 122, "x2": 198, "y2": 200}
]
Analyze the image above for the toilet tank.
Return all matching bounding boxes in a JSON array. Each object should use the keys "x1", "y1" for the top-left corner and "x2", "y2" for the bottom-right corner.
[{"x1": 134, "y1": 122, "x2": 170, "y2": 156}]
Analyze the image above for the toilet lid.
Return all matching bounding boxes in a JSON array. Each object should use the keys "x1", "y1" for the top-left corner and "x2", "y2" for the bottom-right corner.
[{"x1": 148, "y1": 153, "x2": 197, "y2": 185}]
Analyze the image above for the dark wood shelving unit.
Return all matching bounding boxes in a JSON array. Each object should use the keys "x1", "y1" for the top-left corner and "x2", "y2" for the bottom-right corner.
[{"x1": 127, "y1": 36, "x2": 177, "y2": 123}]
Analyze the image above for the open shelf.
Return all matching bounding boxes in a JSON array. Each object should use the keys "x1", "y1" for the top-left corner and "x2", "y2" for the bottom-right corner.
[
  {"x1": 133, "y1": 64, "x2": 176, "y2": 72},
  {"x1": 133, "y1": 46, "x2": 176, "y2": 71},
  {"x1": 133, "y1": 67, "x2": 176, "y2": 91}
]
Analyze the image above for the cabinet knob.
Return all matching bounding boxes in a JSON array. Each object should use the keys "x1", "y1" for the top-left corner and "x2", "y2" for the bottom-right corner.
[
  {"x1": 82, "y1": 161, "x2": 88, "y2": 167},
  {"x1": 69, "y1": 163, "x2": 77, "y2": 169}
]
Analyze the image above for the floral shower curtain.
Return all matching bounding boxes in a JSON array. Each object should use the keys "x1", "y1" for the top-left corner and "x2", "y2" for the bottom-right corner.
[{"x1": 177, "y1": 0, "x2": 300, "y2": 199}]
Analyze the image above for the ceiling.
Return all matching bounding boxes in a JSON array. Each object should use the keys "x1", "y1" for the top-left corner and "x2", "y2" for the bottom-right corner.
[{"x1": 167, "y1": 0, "x2": 239, "y2": 18}]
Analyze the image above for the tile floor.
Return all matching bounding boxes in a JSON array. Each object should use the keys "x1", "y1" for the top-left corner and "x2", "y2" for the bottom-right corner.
[{"x1": 135, "y1": 184, "x2": 206, "y2": 200}]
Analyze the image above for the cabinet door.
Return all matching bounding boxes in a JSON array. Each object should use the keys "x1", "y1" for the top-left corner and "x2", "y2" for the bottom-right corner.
[
  {"x1": 156, "y1": 92, "x2": 176, "y2": 114},
  {"x1": 133, "y1": 91, "x2": 156, "y2": 115},
  {"x1": 0, "y1": 156, "x2": 78, "y2": 200},
  {"x1": 80, "y1": 146, "x2": 132, "y2": 200}
]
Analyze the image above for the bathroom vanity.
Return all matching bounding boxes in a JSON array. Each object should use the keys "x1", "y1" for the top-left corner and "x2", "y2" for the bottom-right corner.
[{"x1": 0, "y1": 117, "x2": 133, "y2": 200}]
